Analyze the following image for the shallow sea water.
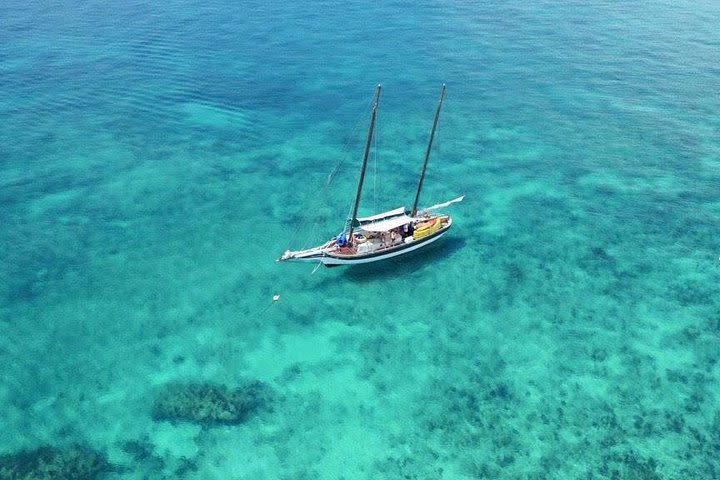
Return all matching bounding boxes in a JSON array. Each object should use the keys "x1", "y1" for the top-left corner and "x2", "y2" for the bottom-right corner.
[{"x1": 1, "y1": 0, "x2": 719, "y2": 478}]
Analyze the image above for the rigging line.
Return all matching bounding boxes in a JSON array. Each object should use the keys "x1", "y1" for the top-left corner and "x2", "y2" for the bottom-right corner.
[
  {"x1": 326, "y1": 100, "x2": 371, "y2": 188},
  {"x1": 433, "y1": 122, "x2": 441, "y2": 204},
  {"x1": 373, "y1": 105, "x2": 379, "y2": 215},
  {"x1": 289, "y1": 158, "x2": 345, "y2": 250},
  {"x1": 344, "y1": 95, "x2": 377, "y2": 232},
  {"x1": 288, "y1": 95, "x2": 376, "y2": 249}
]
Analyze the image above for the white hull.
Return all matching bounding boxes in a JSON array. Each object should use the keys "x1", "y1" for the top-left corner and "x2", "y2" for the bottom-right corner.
[
  {"x1": 279, "y1": 218, "x2": 452, "y2": 266},
  {"x1": 321, "y1": 227, "x2": 449, "y2": 265}
]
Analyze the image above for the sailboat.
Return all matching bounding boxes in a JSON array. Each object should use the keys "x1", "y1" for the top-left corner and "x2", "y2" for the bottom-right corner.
[{"x1": 278, "y1": 84, "x2": 463, "y2": 266}]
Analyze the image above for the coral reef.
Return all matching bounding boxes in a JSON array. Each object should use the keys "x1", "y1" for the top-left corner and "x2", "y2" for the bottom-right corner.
[
  {"x1": 120, "y1": 439, "x2": 165, "y2": 473},
  {"x1": 0, "y1": 444, "x2": 109, "y2": 480},
  {"x1": 151, "y1": 381, "x2": 272, "y2": 426}
]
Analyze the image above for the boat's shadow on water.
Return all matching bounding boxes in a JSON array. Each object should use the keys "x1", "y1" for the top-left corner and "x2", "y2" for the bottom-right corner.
[{"x1": 337, "y1": 237, "x2": 466, "y2": 282}]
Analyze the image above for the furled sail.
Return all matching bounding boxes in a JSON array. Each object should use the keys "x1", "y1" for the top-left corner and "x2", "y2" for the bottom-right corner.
[{"x1": 422, "y1": 195, "x2": 465, "y2": 213}]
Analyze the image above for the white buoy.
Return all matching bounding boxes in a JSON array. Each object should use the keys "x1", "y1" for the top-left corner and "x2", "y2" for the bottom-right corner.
[{"x1": 273, "y1": 294, "x2": 280, "y2": 302}]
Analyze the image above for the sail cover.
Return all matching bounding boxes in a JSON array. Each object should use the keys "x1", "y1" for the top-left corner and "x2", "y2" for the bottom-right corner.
[
  {"x1": 357, "y1": 207, "x2": 406, "y2": 224},
  {"x1": 421, "y1": 195, "x2": 465, "y2": 212}
]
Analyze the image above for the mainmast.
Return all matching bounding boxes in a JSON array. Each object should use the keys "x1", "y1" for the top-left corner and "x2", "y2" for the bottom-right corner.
[
  {"x1": 347, "y1": 84, "x2": 382, "y2": 242},
  {"x1": 411, "y1": 84, "x2": 445, "y2": 216}
]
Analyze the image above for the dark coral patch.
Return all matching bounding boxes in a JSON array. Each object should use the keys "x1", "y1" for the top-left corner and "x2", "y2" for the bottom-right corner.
[
  {"x1": 0, "y1": 444, "x2": 109, "y2": 480},
  {"x1": 151, "y1": 381, "x2": 272, "y2": 426}
]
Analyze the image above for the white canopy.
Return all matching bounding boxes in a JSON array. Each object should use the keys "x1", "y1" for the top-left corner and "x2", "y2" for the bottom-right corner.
[{"x1": 359, "y1": 214, "x2": 414, "y2": 232}]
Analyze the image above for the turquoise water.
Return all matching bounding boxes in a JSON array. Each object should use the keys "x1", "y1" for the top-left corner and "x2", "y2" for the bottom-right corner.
[{"x1": 1, "y1": 0, "x2": 719, "y2": 478}]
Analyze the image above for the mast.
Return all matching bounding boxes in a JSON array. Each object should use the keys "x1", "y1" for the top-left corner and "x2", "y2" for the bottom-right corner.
[
  {"x1": 347, "y1": 84, "x2": 381, "y2": 242},
  {"x1": 411, "y1": 84, "x2": 445, "y2": 216}
]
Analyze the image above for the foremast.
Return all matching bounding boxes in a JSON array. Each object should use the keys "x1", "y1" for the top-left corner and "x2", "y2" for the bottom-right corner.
[
  {"x1": 346, "y1": 84, "x2": 382, "y2": 244},
  {"x1": 411, "y1": 84, "x2": 446, "y2": 217}
]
